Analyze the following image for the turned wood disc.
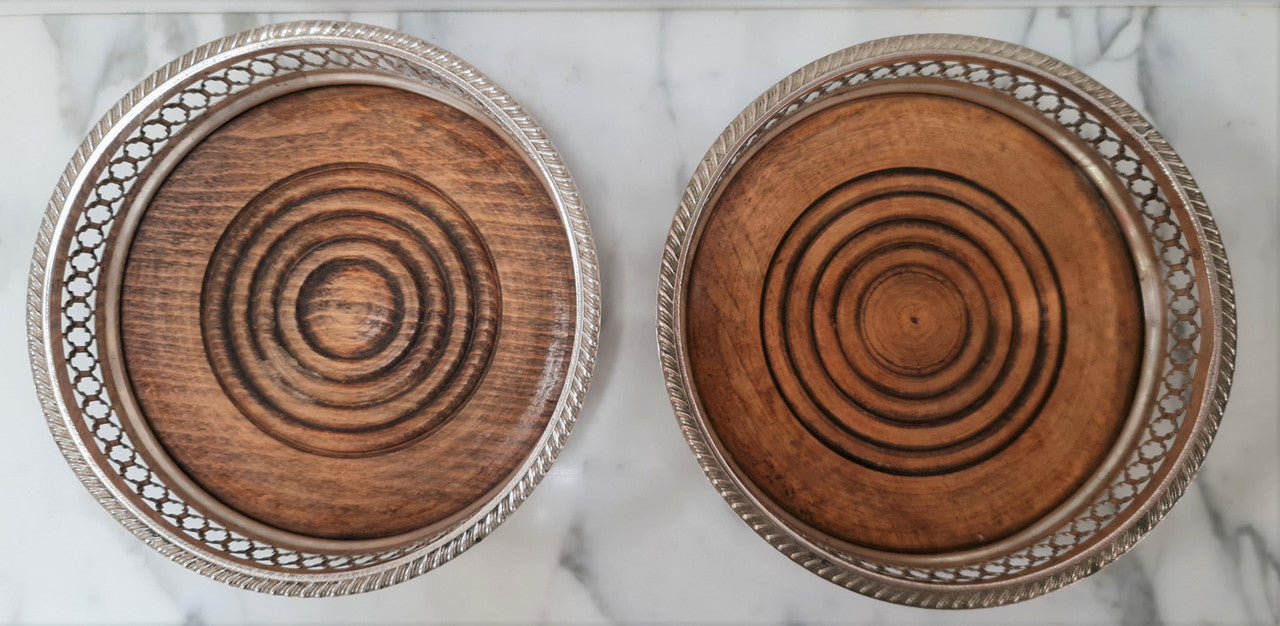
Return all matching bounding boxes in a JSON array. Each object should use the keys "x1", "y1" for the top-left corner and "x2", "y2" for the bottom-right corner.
[
  {"x1": 684, "y1": 81, "x2": 1146, "y2": 554},
  {"x1": 119, "y1": 83, "x2": 576, "y2": 542}
]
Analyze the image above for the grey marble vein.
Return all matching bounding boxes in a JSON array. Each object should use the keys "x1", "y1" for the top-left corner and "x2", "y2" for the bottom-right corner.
[
  {"x1": 1018, "y1": 8, "x2": 1037, "y2": 46},
  {"x1": 556, "y1": 519, "x2": 617, "y2": 625},
  {"x1": 1095, "y1": 7, "x2": 1133, "y2": 56},
  {"x1": 1135, "y1": 8, "x2": 1160, "y2": 123},
  {"x1": 1198, "y1": 478, "x2": 1280, "y2": 624},
  {"x1": 1121, "y1": 560, "x2": 1163, "y2": 626},
  {"x1": 42, "y1": 14, "x2": 150, "y2": 136},
  {"x1": 1090, "y1": 553, "x2": 1165, "y2": 626},
  {"x1": 657, "y1": 10, "x2": 689, "y2": 196}
]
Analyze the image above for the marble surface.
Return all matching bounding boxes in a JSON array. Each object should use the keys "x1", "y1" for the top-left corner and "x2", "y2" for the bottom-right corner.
[{"x1": 0, "y1": 5, "x2": 1276, "y2": 624}]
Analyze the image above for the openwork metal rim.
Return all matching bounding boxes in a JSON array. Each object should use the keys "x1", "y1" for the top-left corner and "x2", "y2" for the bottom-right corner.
[
  {"x1": 27, "y1": 20, "x2": 600, "y2": 596},
  {"x1": 656, "y1": 34, "x2": 1235, "y2": 608}
]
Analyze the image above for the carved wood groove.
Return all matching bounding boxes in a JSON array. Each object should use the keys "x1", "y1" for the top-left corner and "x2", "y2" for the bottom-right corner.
[
  {"x1": 761, "y1": 168, "x2": 1066, "y2": 476},
  {"x1": 201, "y1": 163, "x2": 501, "y2": 457}
]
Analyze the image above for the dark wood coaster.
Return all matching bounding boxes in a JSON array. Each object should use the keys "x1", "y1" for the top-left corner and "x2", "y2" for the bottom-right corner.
[
  {"x1": 658, "y1": 35, "x2": 1235, "y2": 607},
  {"x1": 120, "y1": 84, "x2": 575, "y2": 540},
  {"x1": 686, "y1": 87, "x2": 1143, "y2": 553},
  {"x1": 30, "y1": 22, "x2": 598, "y2": 594}
]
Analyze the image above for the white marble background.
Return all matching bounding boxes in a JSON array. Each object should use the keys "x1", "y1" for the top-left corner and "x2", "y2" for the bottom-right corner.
[{"x1": 0, "y1": 4, "x2": 1275, "y2": 625}]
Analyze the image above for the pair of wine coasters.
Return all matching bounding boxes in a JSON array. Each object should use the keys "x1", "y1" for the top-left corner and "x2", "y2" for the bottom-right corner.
[{"x1": 28, "y1": 22, "x2": 1234, "y2": 608}]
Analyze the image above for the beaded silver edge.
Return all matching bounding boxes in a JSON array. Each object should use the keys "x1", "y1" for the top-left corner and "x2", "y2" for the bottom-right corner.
[
  {"x1": 655, "y1": 34, "x2": 1235, "y2": 608},
  {"x1": 27, "y1": 20, "x2": 600, "y2": 596}
]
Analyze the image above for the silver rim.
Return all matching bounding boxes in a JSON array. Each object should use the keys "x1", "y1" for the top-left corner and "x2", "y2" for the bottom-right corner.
[
  {"x1": 28, "y1": 20, "x2": 600, "y2": 596},
  {"x1": 656, "y1": 34, "x2": 1235, "y2": 608}
]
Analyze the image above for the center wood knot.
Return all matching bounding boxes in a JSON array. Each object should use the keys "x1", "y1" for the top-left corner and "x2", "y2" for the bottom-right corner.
[
  {"x1": 297, "y1": 258, "x2": 404, "y2": 360},
  {"x1": 856, "y1": 267, "x2": 968, "y2": 377}
]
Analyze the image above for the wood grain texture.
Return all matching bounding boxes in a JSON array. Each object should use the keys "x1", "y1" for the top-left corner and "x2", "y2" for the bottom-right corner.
[
  {"x1": 120, "y1": 84, "x2": 576, "y2": 540},
  {"x1": 685, "y1": 87, "x2": 1144, "y2": 554}
]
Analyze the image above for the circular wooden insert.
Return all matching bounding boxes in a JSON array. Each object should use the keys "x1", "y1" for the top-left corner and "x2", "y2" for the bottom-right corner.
[
  {"x1": 684, "y1": 83, "x2": 1145, "y2": 554},
  {"x1": 119, "y1": 84, "x2": 576, "y2": 541}
]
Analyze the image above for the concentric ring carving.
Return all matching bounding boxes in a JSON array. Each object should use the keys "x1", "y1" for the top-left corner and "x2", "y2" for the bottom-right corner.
[
  {"x1": 202, "y1": 164, "x2": 499, "y2": 457},
  {"x1": 762, "y1": 168, "x2": 1064, "y2": 476}
]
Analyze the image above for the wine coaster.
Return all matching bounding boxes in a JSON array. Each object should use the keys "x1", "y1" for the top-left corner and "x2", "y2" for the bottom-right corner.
[
  {"x1": 28, "y1": 21, "x2": 599, "y2": 595},
  {"x1": 657, "y1": 35, "x2": 1234, "y2": 607}
]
